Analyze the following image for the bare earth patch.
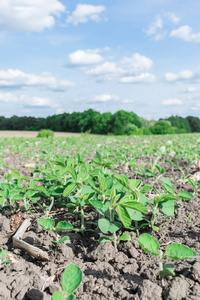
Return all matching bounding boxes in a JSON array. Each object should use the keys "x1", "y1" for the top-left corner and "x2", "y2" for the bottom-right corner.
[{"x1": 0, "y1": 131, "x2": 82, "y2": 138}]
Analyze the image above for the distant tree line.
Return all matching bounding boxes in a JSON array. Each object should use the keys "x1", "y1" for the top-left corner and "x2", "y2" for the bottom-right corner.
[{"x1": 0, "y1": 110, "x2": 200, "y2": 135}]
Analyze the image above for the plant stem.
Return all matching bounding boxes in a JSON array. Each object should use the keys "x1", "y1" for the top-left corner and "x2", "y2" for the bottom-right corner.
[{"x1": 110, "y1": 208, "x2": 117, "y2": 250}]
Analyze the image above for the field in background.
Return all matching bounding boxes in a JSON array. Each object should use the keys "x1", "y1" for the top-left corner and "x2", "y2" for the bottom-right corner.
[{"x1": 0, "y1": 131, "x2": 82, "y2": 138}]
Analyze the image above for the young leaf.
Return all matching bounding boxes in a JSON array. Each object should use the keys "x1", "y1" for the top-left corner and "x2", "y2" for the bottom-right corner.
[
  {"x1": 63, "y1": 183, "x2": 76, "y2": 197},
  {"x1": 162, "y1": 183, "x2": 174, "y2": 194},
  {"x1": 178, "y1": 191, "x2": 194, "y2": 200},
  {"x1": 55, "y1": 222, "x2": 73, "y2": 231},
  {"x1": 66, "y1": 295, "x2": 74, "y2": 300},
  {"x1": 137, "y1": 233, "x2": 159, "y2": 256},
  {"x1": 99, "y1": 237, "x2": 113, "y2": 243},
  {"x1": 117, "y1": 234, "x2": 131, "y2": 241},
  {"x1": 159, "y1": 177, "x2": 173, "y2": 187},
  {"x1": 45, "y1": 175, "x2": 57, "y2": 181},
  {"x1": 37, "y1": 219, "x2": 55, "y2": 230},
  {"x1": 96, "y1": 151, "x2": 103, "y2": 163},
  {"x1": 159, "y1": 264, "x2": 176, "y2": 277},
  {"x1": 52, "y1": 291, "x2": 64, "y2": 300},
  {"x1": 140, "y1": 185, "x2": 153, "y2": 194},
  {"x1": 89, "y1": 200, "x2": 103, "y2": 209},
  {"x1": 114, "y1": 175, "x2": 130, "y2": 190},
  {"x1": 62, "y1": 263, "x2": 82, "y2": 296},
  {"x1": 52, "y1": 236, "x2": 70, "y2": 245},
  {"x1": 130, "y1": 179, "x2": 142, "y2": 190},
  {"x1": 67, "y1": 167, "x2": 77, "y2": 181},
  {"x1": 158, "y1": 200, "x2": 175, "y2": 216},
  {"x1": 120, "y1": 201, "x2": 148, "y2": 213},
  {"x1": 98, "y1": 218, "x2": 121, "y2": 234},
  {"x1": 166, "y1": 243, "x2": 197, "y2": 260},
  {"x1": 188, "y1": 178, "x2": 196, "y2": 188},
  {"x1": 117, "y1": 205, "x2": 131, "y2": 228},
  {"x1": 98, "y1": 175, "x2": 106, "y2": 192}
]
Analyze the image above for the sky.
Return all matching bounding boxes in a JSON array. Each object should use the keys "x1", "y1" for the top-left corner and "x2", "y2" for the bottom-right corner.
[{"x1": 0, "y1": 0, "x2": 200, "y2": 120}]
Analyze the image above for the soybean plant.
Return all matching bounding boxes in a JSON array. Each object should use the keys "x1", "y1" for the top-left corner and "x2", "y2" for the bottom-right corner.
[
  {"x1": 37, "y1": 219, "x2": 73, "y2": 246},
  {"x1": 52, "y1": 263, "x2": 82, "y2": 300},
  {"x1": 137, "y1": 233, "x2": 197, "y2": 286}
]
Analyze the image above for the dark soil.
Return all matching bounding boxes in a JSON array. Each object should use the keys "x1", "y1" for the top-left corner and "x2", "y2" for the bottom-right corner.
[{"x1": 0, "y1": 155, "x2": 199, "y2": 300}]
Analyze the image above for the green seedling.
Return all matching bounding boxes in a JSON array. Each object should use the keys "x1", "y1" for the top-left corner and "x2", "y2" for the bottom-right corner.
[
  {"x1": 137, "y1": 233, "x2": 197, "y2": 286},
  {"x1": 188, "y1": 178, "x2": 200, "y2": 198},
  {"x1": 0, "y1": 248, "x2": 11, "y2": 267},
  {"x1": 37, "y1": 219, "x2": 73, "y2": 245},
  {"x1": 52, "y1": 263, "x2": 82, "y2": 300}
]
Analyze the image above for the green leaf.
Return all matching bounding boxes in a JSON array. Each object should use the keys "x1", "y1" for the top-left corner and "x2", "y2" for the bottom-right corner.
[
  {"x1": 52, "y1": 291, "x2": 64, "y2": 300},
  {"x1": 166, "y1": 243, "x2": 197, "y2": 260},
  {"x1": 89, "y1": 200, "x2": 103, "y2": 209},
  {"x1": 188, "y1": 178, "x2": 196, "y2": 188},
  {"x1": 62, "y1": 263, "x2": 82, "y2": 295},
  {"x1": 159, "y1": 177, "x2": 172, "y2": 187},
  {"x1": 162, "y1": 183, "x2": 174, "y2": 194},
  {"x1": 52, "y1": 236, "x2": 70, "y2": 245},
  {"x1": 178, "y1": 191, "x2": 194, "y2": 200},
  {"x1": 130, "y1": 179, "x2": 142, "y2": 190},
  {"x1": 45, "y1": 175, "x2": 57, "y2": 181},
  {"x1": 65, "y1": 295, "x2": 74, "y2": 300},
  {"x1": 117, "y1": 234, "x2": 131, "y2": 241},
  {"x1": 98, "y1": 218, "x2": 121, "y2": 234},
  {"x1": 117, "y1": 205, "x2": 131, "y2": 228},
  {"x1": 11, "y1": 170, "x2": 21, "y2": 179},
  {"x1": 2, "y1": 189, "x2": 9, "y2": 198},
  {"x1": 98, "y1": 175, "x2": 106, "y2": 192},
  {"x1": 37, "y1": 219, "x2": 55, "y2": 230},
  {"x1": 55, "y1": 222, "x2": 73, "y2": 231},
  {"x1": 99, "y1": 237, "x2": 113, "y2": 243},
  {"x1": 140, "y1": 185, "x2": 153, "y2": 194},
  {"x1": 67, "y1": 167, "x2": 77, "y2": 181},
  {"x1": 63, "y1": 183, "x2": 76, "y2": 197},
  {"x1": 159, "y1": 264, "x2": 176, "y2": 277},
  {"x1": 158, "y1": 200, "x2": 175, "y2": 216},
  {"x1": 137, "y1": 233, "x2": 159, "y2": 256},
  {"x1": 1, "y1": 260, "x2": 12, "y2": 265},
  {"x1": 120, "y1": 201, "x2": 148, "y2": 213},
  {"x1": 96, "y1": 151, "x2": 103, "y2": 163},
  {"x1": 0, "y1": 249, "x2": 10, "y2": 259},
  {"x1": 114, "y1": 175, "x2": 130, "y2": 190},
  {"x1": 160, "y1": 194, "x2": 177, "y2": 201}
]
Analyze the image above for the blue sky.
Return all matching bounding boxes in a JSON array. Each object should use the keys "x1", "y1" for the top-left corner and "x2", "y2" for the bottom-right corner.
[{"x1": 0, "y1": 0, "x2": 200, "y2": 120}]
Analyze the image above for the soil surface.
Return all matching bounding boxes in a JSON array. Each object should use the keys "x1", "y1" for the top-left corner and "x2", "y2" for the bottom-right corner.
[
  {"x1": 0, "y1": 131, "x2": 82, "y2": 138},
  {"x1": 0, "y1": 150, "x2": 199, "y2": 300}
]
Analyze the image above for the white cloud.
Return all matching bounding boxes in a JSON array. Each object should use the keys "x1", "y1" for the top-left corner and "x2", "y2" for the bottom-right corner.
[
  {"x1": 0, "y1": 91, "x2": 57, "y2": 108},
  {"x1": 87, "y1": 62, "x2": 124, "y2": 81},
  {"x1": 87, "y1": 53, "x2": 155, "y2": 82},
  {"x1": 145, "y1": 12, "x2": 180, "y2": 41},
  {"x1": 120, "y1": 53, "x2": 153, "y2": 73},
  {"x1": 20, "y1": 95, "x2": 58, "y2": 107},
  {"x1": 165, "y1": 12, "x2": 180, "y2": 24},
  {"x1": 68, "y1": 49, "x2": 104, "y2": 66},
  {"x1": 0, "y1": 0, "x2": 65, "y2": 32},
  {"x1": 66, "y1": 4, "x2": 105, "y2": 25},
  {"x1": 93, "y1": 94, "x2": 119, "y2": 102},
  {"x1": 187, "y1": 87, "x2": 197, "y2": 93},
  {"x1": 0, "y1": 69, "x2": 74, "y2": 90},
  {"x1": 165, "y1": 70, "x2": 195, "y2": 82},
  {"x1": 170, "y1": 25, "x2": 200, "y2": 43},
  {"x1": 122, "y1": 99, "x2": 135, "y2": 104},
  {"x1": 0, "y1": 92, "x2": 17, "y2": 102},
  {"x1": 162, "y1": 98, "x2": 183, "y2": 106},
  {"x1": 119, "y1": 73, "x2": 156, "y2": 83},
  {"x1": 144, "y1": 16, "x2": 165, "y2": 41}
]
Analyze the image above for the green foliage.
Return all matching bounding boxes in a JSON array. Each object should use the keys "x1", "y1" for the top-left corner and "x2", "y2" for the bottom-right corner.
[
  {"x1": 0, "y1": 248, "x2": 12, "y2": 266},
  {"x1": 52, "y1": 263, "x2": 82, "y2": 300},
  {"x1": 149, "y1": 120, "x2": 177, "y2": 134},
  {"x1": 37, "y1": 129, "x2": 54, "y2": 138},
  {"x1": 124, "y1": 124, "x2": 138, "y2": 135},
  {"x1": 137, "y1": 233, "x2": 197, "y2": 278}
]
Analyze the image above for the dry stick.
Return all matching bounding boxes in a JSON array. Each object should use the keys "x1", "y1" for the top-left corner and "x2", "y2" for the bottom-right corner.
[{"x1": 13, "y1": 219, "x2": 49, "y2": 261}]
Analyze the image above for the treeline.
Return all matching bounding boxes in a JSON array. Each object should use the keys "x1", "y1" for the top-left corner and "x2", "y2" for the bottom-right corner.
[{"x1": 0, "y1": 110, "x2": 200, "y2": 135}]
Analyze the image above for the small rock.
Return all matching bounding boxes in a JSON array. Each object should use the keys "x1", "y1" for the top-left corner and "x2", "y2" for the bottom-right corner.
[
  {"x1": 138, "y1": 279, "x2": 162, "y2": 300},
  {"x1": 168, "y1": 276, "x2": 189, "y2": 300},
  {"x1": 25, "y1": 289, "x2": 44, "y2": 300}
]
